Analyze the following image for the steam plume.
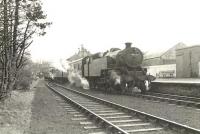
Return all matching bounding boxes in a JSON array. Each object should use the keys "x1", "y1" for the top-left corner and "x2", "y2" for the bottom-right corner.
[
  {"x1": 59, "y1": 59, "x2": 89, "y2": 89},
  {"x1": 110, "y1": 71, "x2": 121, "y2": 85},
  {"x1": 67, "y1": 70, "x2": 89, "y2": 89}
]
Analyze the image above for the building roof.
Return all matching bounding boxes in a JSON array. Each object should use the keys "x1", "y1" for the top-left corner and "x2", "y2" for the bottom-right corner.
[
  {"x1": 144, "y1": 42, "x2": 186, "y2": 60},
  {"x1": 176, "y1": 45, "x2": 200, "y2": 51},
  {"x1": 67, "y1": 45, "x2": 91, "y2": 61},
  {"x1": 67, "y1": 54, "x2": 81, "y2": 61},
  {"x1": 144, "y1": 51, "x2": 165, "y2": 60}
]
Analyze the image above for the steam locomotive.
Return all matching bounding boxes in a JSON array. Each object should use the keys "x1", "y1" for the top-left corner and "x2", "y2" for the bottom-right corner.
[{"x1": 70, "y1": 42, "x2": 155, "y2": 93}]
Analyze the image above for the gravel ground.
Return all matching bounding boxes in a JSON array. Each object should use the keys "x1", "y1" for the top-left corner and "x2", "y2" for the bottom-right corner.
[
  {"x1": 63, "y1": 83, "x2": 200, "y2": 130},
  {"x1": 29, "y1": 79, "x2": 92, "y2": 134}
]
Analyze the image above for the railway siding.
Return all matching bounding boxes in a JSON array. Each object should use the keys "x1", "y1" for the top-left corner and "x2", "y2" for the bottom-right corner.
[
  {"x1": 50, "y1": 83, "x2": 200, "y2": 134},
  {"x1": 48, "y1": 83, "x2": 174, "y2": 134},
  {"x1": 132, "y1": 92, "x2": 200, "y2": 109},
  {"x1": 58, "y1": 82, "x2": 200, "y2": 130}
]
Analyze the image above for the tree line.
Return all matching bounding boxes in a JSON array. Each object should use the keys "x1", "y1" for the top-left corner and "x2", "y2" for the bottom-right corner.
[{"x1": 0, "y1": 0, "x2": 51, "y2": 100}]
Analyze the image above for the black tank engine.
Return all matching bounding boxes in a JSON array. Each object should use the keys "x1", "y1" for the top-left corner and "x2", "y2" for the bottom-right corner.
[{"x1": 80, "y1": 42, "x2": 155, "y2": 93}]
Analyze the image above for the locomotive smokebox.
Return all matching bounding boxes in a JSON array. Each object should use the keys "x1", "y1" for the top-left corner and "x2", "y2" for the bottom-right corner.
[
  {"x1": 116, "y1": 42, "x2": 143, "y2": 68},
  {"x1": 125, "y1": 42, "x2": 132, "y2": 49}
]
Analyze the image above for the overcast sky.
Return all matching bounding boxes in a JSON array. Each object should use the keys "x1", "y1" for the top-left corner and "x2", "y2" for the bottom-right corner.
[{"x1": 30, "y1": 0, "x2": 200, "y2": 68}]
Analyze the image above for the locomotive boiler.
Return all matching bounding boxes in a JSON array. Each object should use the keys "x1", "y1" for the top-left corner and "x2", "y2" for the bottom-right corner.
[{"x1": 81, "y1": 42, "x2": 155, "y2": 93}]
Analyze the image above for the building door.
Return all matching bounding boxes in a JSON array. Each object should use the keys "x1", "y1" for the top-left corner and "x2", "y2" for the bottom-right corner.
[
  {"x1": 176, "y1": 55, "x2": 184, "y2": 77},
  {"x1": 199, "y1": 62, "x2": 200, "y2": 77}
]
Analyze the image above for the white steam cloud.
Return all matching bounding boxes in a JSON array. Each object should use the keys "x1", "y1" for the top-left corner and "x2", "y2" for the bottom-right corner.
[
  {"x1": 59, "y1": 59, "x2": 90, "y2": 89},
  {"x1": 67, "y1": 71, "x2": 89, "y2": 89},
  {"x1": 145, "y1": 80, "x2": 150, "y2": 91},
  {"x1": 49, "y1": 72, "x2": 54, "y2": 79},
  {"x1": 110, "y1": 71, "x2": 121, "y2": 85}
]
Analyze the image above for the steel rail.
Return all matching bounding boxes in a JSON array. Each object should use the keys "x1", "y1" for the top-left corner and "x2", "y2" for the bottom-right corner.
[
  {"x1": 132, "y1": 93, "x2": 200, "y2": 108},
  {"x1": 47, "y1": 83, "x2": 129, "y2": 134},
  {"x1": 53, "y1": 83, "x2": 200, "y2": 134},
  {"x1": 147, "y1": 92, "x2": 200, "y2": 102}
]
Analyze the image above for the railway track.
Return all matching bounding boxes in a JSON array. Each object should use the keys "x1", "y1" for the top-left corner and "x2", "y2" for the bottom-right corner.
[
  {"x1": 87, "y1": 86, "x2": 200, "y2": 109},
  {"x1": 132, "y1": 92, "x2": 200, "y2": 109},
  {"x1": 47, "y1": 82, "x2": 200, "y2": 134}
]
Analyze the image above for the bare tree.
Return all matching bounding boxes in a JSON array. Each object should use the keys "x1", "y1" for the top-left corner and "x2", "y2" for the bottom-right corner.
[{"x1": 0, "y1": 0, "x2": 51, "y2": 100}]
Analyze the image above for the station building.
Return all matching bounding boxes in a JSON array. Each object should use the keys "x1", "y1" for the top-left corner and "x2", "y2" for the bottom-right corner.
[
  {"x1": 67, "y1": 45, "x2": 90, "y2": 72},
  {"x1": 176, "y1": 45, "x2": 200, "y2": 78},
  {"x1": 143, "y1": 43, "x2": 186, "y2": 78}
]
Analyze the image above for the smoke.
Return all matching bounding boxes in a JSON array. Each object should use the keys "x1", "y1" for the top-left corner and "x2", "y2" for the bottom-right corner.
[
  {"x1": 145, "y1": 80, "x2": 150, "y2": 91},
  {"x1": 49, "y1": 72, "x2": 54, "y2": 79},
  {"x1": 110, "y1": 71, "x2": 121, "y2": 85},
  {"x1": 59, "y1": 59, "x2": 70, "y2": 72},
  {"x1": 59, "y1": 59, "x2": 89, "y2": 89},
  {"x1": 67, "y1": 70, "x2": 89, "y2": 89}
]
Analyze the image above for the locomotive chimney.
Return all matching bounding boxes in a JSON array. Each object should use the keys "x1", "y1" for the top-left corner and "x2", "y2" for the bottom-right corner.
[{"x1": 125, "y1": 42, "x2": 132, "y2": 49}]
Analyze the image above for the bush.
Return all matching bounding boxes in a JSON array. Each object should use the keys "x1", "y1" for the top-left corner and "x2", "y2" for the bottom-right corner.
[{"x1": 14, "y1": 68, "x2": 34, "y2": 90}]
